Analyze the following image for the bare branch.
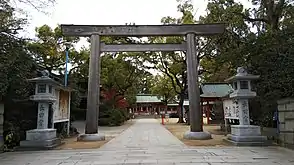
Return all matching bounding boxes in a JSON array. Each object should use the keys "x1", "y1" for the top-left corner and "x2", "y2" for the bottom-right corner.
[{"x1": 159, "y1": 55, "x2": 181, "y2": 94}]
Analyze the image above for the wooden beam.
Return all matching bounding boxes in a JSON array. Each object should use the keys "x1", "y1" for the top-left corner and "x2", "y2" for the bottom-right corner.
[
  {"x1": 61, "y1": 23, "x2": 225, "y2": 36},
  {"x1": 100, "y1": 43, "x2": 186, "y2": 52}
]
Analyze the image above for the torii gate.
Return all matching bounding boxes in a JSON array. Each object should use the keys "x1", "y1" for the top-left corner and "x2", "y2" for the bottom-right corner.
[{"x1": 61, "y1": 24, "x2": 225, "y2": 141}]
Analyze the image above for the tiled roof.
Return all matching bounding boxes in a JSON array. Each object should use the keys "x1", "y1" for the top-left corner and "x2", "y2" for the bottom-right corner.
[
  {"x1": 200, "y1": 83, "x2": 233, "y2": 98},
  {"x1": 136, "y1": 94, "x2": 163, "y2": 103}
]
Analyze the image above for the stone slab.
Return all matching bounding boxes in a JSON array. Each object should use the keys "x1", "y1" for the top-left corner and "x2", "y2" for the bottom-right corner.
[
  {"x1": 26, "y1": 128, "x2": 56, "y2": 141},
  {"x1": 231, "y1": 125, "x2": 261, "y2": 136},
  {"x1": 227, "y1": 134, "x2": 267, "y2": 142},
  {"x1": 227, "y1": 125, "x2": 269, "y2": 146},
  {"x1": 224, "y1": 138, "x2": 271, "y2": 146},
  {"x1": 183, "y1": 131, "x2": 212, "y2": 140},
  {"x1": 1, "y1": 119, "x2": 294, "y2": 164},
  {"x1": 19, "y1": 137, "x2": 62, "y2": 150},
  {"x1": 77, "y1": 133, "x2": 105, "y2": 141}
]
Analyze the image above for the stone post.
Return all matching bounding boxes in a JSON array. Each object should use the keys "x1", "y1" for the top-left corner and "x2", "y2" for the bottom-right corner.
[
  {"x1": 85, "y1": 35, "x2": 100, "y2": 134},
  {"x1": 277, "y1": 98, "x2": 294, "y2": 148},
  {"x1": 183, "y1": 33, "x2": 211, "y2": 140},
  {"x1": 78, "y1": 35, "x2": 105, "y2": 141},
  {"x1": 186, "y1": 33, "x2": 200, "y2": 132}
]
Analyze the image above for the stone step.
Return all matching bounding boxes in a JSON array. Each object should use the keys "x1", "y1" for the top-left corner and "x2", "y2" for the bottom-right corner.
[
  {"x1": 17, "y1": 138, "x2": 64, "y2": 151},
  {"x1": 224, "y1": 138, "x2": 274, "y2": 146}
]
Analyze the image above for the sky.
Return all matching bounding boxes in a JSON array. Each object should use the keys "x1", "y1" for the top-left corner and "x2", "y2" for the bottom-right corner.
[
  {"x1": 23, "y1": 0, "x2": 206, "y2": 37},
  {"x1": 17, "y1": 0, "x2": 252, "y2": 75},
  {"x1": 20, "y1": 0, "x2": 252, "y2": 49}
]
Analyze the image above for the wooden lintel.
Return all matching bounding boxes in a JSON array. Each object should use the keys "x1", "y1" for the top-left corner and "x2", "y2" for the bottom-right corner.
[
  {"x1": 100, "y1": 43, "x2": 186, "y2": 52},
  {"x1": 61, "y1": 23, "x2": 225, "y2": 37}
]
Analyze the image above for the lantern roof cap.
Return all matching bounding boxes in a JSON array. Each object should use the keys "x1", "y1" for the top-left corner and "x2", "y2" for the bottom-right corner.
[
  {"x1": 225, "y1": 67, "x2": 259, "y2": 82},
  {"x1": 27, "y1": 70, "x2": 72, "y2": 91}
]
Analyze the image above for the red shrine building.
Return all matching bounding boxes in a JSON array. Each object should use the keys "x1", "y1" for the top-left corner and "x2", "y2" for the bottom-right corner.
[
  {"x1": 131, "y1": 83, "x2": 232, "y2": 124},
  {"x1": 200, "y1": 82, "x2": 233, "y2": 124},
  {"x1": 132, "y1": 94, "x2": 177, "y2": 115}
]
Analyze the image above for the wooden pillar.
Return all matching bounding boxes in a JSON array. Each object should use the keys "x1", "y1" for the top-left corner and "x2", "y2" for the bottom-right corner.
[
  {"x1": 85, "y1": 35, "x2": 100, "y2": 134},
  {"x1": 186, "y1": 33, "x2": 202, "y2": 132},
  {"x1": 141, "y1": 106, "x2": 143, "y2": 115}
]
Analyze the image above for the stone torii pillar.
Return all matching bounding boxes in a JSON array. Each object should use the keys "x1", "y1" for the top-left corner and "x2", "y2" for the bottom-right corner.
[
  {"x1": 77, "y1": 35, "x2": 105, "y2": 141},
  {"x1": 183, "y1": 33, "x2": 211, "y2": 140}
]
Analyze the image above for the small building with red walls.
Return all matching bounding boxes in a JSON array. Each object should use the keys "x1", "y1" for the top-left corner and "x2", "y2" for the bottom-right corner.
[
  {"x1": 200, "y1": 82, "x2": 233, "y2": 124},
  {"x1": 132, "y1": 94, "x2": 166, "y2": 116}
]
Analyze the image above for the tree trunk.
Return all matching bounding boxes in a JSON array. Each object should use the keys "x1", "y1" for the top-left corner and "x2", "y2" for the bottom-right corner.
[
  {"x1": 187, "y1": 109, "x2": 190, "y2": 125},
  {"x1": 177, "y1": 96, "x2": 184, "y2": 123},
  {"x1": 164, "y1": 101, "x2": 168, "y2": 114}
]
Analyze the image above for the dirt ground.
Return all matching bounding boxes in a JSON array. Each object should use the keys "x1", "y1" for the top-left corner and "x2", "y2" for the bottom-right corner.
[
  {"x1": 56, "y1": 120, "x2": 135, "y2": 150},
  {"x1": 161, "y1": 118, "x2": 231, "y2": 146},
  {"x1": 55, "y1": 136, "x2": 112, "y2": 150}
]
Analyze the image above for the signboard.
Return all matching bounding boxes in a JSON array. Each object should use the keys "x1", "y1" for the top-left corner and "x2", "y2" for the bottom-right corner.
[
  {"x1": 53, "y1": 89, "x2": 70, "y2": 123},
  {"x1": 223, "y1": 99, "x2": 239, "y2": 119}
]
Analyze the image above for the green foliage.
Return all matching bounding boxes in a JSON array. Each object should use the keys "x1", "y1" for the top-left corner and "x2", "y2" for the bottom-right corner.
[
  {"x1": 150, "y1": 75, "x2": 176, "y2": 104},
  {"x1": 27, "y1": 25, "x2": 79, "y2": 74},
  {"x1": 198, "y1": 0, "x2": 294, "y2": 127},
  {"x1": 3, "y1": 123, "x2": 19, "y2": 150},
  {"x1": 0, "y1": 0, "x2": 35, "y2": 99},
  {"x1": 101, "y1": 53, "x2": 145, "y2": 105},
  {"x1": 99, "y1": 108, "x2": 127, "y2": 126},
  {"x1": 3, "y1": 0, "x2": 294, "y2": 131},
  {"x1": 138, "y1": 0, "x2": 199, "y2": 123}
]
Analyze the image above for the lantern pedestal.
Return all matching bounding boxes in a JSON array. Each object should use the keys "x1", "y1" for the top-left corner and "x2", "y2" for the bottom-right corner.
[
  {"x1": 20, "y1": 129, "x2": 62, "y2": 150},
  {"x1": 225, "y1": 125, "x2": 268, "y2": 146}
]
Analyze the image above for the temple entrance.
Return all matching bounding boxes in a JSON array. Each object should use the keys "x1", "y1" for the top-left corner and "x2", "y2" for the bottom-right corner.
[{"x1": 61, "y1": 24, "x2": 224, "y2": 136}]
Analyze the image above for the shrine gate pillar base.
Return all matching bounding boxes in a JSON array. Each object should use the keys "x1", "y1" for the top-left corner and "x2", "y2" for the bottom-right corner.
[{"x1": 183, "y1": 131, "x2": 212, "y2": 140}]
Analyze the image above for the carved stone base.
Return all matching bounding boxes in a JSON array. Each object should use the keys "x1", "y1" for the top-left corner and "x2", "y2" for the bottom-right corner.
[
  {"x1": 225, "y1": 125, "x2": 270, "y2": 146},
  {"x1": 183, "y1": 131, "x2": 212, "y2": 140},
  {"x1": 77, "y1": 133, "x2": 105, "y2": 141},
  {"x1": 19, "y1": 129, "x2": 62, "y2": 150}
]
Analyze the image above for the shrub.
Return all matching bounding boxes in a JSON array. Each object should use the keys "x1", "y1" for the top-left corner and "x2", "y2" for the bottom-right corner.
[
  {"x1": 98, "y1": 118, "x2": 110, "y2": 126},
  {"x1": 108, "y1": 109, "x2": 125, "y2": 126},
  {"x1": 98, "y1": 108, "x2": 127, "y2": 126}
]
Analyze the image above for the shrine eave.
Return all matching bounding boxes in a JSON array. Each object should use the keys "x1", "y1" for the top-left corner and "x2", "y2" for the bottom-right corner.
[{"x1": 200, "y1": 97, "x2": 220, "y2": 102}]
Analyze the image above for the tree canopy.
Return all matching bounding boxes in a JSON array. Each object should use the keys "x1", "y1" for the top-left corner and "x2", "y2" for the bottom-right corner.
[{"x1": 2, "y1": 0, "x2": 294, "y2": 128}]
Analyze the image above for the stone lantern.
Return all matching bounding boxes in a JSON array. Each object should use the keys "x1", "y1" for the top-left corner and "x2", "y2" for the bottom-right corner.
[
  {"x1": 20, "y1": 70, "x2": 62, "y2": 149},
  {"x1": 224, "y1": 67, "x2": 268, "y2": 146}
]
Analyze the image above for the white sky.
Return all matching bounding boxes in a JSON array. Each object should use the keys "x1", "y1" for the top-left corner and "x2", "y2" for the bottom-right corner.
[
  {"x1": 17, "y1": 0, "x2": 251, "y2": 75},
  {"x1": 21, "y1": 0, "x2": 252, "y2": 48}
]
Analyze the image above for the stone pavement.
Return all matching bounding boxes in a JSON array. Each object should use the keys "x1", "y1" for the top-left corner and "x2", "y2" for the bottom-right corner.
[{"x1": 0, "y1": 119, "x2": 294, "y2": 165}]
